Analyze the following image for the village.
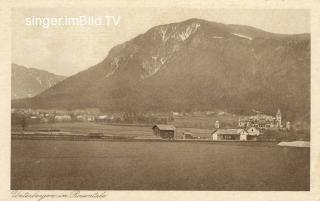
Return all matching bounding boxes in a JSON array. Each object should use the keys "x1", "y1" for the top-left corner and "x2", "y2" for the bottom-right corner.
[
  {"x1": 11, "y1": 107, "x2": 303, "y2": 142},
  {"x1": 153, "y1": 109, "x2": 292, "y2": 141}
]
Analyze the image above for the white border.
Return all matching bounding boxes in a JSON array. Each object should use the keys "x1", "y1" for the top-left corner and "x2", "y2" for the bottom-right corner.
[{"x1": 1, "y1": 0, "x2": 319, "y2": 201}]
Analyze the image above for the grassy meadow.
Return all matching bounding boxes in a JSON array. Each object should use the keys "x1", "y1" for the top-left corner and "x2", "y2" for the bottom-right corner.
[
  {"x1": 12, "y1": 122, "x2": 213, "y2": 139},
  {"x1": 11, "y1": 139, "x2": 310, "y2": 190}
]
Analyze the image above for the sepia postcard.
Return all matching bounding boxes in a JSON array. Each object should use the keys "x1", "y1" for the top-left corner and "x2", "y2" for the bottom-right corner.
[{"x1": 0, "y1": 0, "x2": 320, "y2": 201}]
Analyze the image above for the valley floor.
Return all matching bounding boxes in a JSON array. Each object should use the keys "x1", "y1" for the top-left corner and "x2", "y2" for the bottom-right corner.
[{"x1": 11, "y1": 139, "x2": 310, "y2": 190}]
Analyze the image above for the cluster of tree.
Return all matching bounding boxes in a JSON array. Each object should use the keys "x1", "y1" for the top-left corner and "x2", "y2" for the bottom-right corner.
[
  {"x1": 11, "y1": 113, "x2": 28, "y2": 130},
  {"x1": 120, "y1": 112, "x2": 171, "y2": 124}
]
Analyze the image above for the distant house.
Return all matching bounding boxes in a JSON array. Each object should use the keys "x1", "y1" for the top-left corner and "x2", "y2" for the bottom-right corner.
[
  {"x1": 86, "y1": 115, "x2": 95, "y2": 122},
  {"x1": 152, "y1": 125, "x2": 176, "y2": 139},
  {"x1": 76, "y1": 115, "x2": 95, "y2": 122},
  {"x1": 97, "y1": 115, "x2": 108, "y2": 120},
  {"x1": 76, "y1": 115, "x2": 86, "y2": 122},
  {"x1": 40, "y1": 117, "x2": 49, "y2": 123},
  {"x1": 172, "y1": 112, "x2": 182, "y2": 117},
  {"x1": 211, "y1": 129, "x2": 248, "y2": 141},
  {"x1": 182, "y1": 131, "x2": 194, "y2": 139},
  {"x1": 54, "y1": 115, "x2": 71, "y2": 122}
]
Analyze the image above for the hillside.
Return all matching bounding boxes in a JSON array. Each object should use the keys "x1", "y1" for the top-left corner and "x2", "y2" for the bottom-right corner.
[
  {"x1": 12, "y1": 63, "x2": 66, "y2": 99},
  {"x1": 12, "y1": 18, "x2": 310, "y2": 121}
]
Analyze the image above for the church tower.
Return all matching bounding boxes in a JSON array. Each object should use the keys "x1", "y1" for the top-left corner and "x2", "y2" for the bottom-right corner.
[{"x1": 276, "y1": 109, "x2": 282, "y2": 128}]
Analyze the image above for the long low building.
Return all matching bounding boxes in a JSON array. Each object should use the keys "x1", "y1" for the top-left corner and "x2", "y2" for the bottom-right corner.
[{"x1": 211, "y1": 129, "x2": 248, "y2": 141}]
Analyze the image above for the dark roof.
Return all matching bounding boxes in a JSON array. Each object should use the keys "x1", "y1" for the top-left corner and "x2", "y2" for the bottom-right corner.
[{"x1": 152, "y1": 124, "x2": 176, "y2": 131}]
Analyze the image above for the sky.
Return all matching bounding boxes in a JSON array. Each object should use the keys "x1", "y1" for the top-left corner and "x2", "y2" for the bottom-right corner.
[{"x1": 12, "y1": 8, "x2": 310, "y2": 76}]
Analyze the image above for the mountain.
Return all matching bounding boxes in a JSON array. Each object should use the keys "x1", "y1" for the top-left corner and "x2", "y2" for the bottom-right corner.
[
  {"x1": 11, "y1": 63, "x2": 66, "y2": 99},
  {"x1": 12, "y1": 18, "x2": 310, "y2": 121}
]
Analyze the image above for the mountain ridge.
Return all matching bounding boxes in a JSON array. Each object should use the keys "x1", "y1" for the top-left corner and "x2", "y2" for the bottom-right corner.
[
  {"x1": 11, "y1": 63, "x2": 66, "y2": 99},
  {"x1": 12, "y1": 18, "x2": 310, "y2": 121}
]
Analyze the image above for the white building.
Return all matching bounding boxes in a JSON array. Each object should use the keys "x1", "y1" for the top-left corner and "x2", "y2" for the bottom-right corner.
[
  {"x1": 211, "y1": 129, "x2": 248, "y2": 141},
  {"x1": 54, "y1": 115, "x2": 71, "y2": 122}
]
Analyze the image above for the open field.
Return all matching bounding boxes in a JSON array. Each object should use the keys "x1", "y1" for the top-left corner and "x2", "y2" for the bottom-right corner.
[
  {"x1": 12, "y1": 120, "x2": 310, "y2": 141},
  {"x1": 12, "y1": 122, "x2": 212, "y2": 139},
  {"x1": 11, "y1": 139, "x2": 309, "y2": 190}
]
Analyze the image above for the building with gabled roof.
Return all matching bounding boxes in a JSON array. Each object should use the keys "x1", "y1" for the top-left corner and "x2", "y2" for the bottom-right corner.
[
  {"x1": 246, "y1": 127, "x2": 260, "y2": 136},
  {"x1": 211, "y1": 128, "x2": 248, "y2": 141},
  {"x1": 152, "y1": 124, "x2": 176, "y2": 139}
]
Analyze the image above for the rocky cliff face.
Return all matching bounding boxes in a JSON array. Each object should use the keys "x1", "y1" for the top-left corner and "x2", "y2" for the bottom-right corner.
[{"x1": 12, "y1": 19, "x2": 310, "y2": 121}]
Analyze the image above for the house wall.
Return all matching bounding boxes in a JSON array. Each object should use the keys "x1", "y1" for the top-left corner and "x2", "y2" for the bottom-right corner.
[
  {"x1": 212, "y1": 134, "x2": 218, "y2": 141},
  {"x1": 240, "y1": 134, "x2": 247, "y2": 141},
  {"x1": 160, "y1": 131, "x2": 174, "y2": 139},
  {"x1": 152, "y1": 127, "x2": 159, "y2": 136},
  {"x1": 247, "y1": 135, "x2": 257, "y2": 141},
  {"x1": 221, "y1": 135, "x2": 239, "y2": 140}
]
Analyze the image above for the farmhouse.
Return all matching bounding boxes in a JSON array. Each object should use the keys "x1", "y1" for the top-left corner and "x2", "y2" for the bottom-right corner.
[
  {"x1": 152, "y1": 124, "x2": 176, "y2": 139},
  {"x1": 211, "y1": 129, "x2": 248, "y2": 141},
  {"x1": 54, "y1": 115, "x2": 71, "y2": 122}
]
